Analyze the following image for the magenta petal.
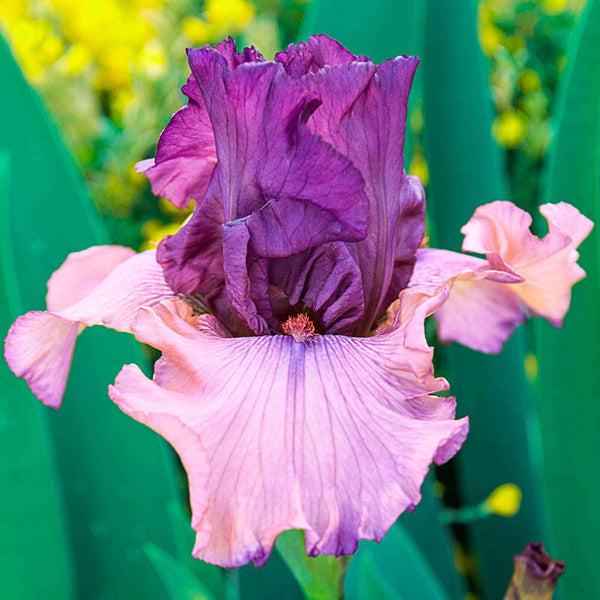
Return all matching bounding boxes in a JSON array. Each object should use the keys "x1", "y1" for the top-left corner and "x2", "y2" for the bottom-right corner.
[
  {"x1": 4, "y1": 247, "x2": 174, "y2": 407},
  {"x1": 275, "y1": 34, "x2": 369, "y2": 76},
  {"x1": 109, "y1": 293, "x2": 467, "y2": 568}
]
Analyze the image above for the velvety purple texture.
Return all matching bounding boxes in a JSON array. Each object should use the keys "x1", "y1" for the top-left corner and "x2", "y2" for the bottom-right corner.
[{"x1": 152, "y1": 36, "x2": 424, "y2": 336}]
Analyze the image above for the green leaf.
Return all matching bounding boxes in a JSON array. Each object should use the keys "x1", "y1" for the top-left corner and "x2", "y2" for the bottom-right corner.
[
  {"x1": 145, "y1": 543, "x2": 218, "y2": 600},
  {"x1": 535, "y1": 1, "x2": 600, "y2": 598},
  {"x1": 422, "y1": 1, "x2": 550, "y2": 597},
  {"x1": 0, "y1": 33, "x2": 182, "y2": 598},
  {"x1": 275, "y1": 530, "x2": 346, "y2": 600},
  {"x1": 0, "y1": 153, "x2": 75, "y2": 599},
  {"x1": 166, "y1": 501, "x2": 227, "y2": 600},
  {"x1": 344, "y1": 522, "x2": 450, "y2": 600}
]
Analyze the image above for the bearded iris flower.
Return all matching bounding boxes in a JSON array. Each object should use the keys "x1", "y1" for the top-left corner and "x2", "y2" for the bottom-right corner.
[{"x1": 4, "y1": 36, "x2": 591, "y2": 568}]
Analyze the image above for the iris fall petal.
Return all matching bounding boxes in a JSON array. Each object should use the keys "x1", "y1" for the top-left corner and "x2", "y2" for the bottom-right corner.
[
  {"x1": 109, "y1": 291, "x2": 468, "y2": 568},
  {"x1": 4, "y1": 247, "x2": 174, "y2": 407}
]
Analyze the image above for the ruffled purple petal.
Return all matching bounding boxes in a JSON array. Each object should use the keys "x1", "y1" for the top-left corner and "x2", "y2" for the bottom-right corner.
[
  {"x1": 159, "y1": 44, "x2": 369, "y2": 334},
  {"x1": 277, "y1": 40, "x2": 425, "y2": 333},
  {"x1": 109, "y1": 290, "x2": 467, "y2": 568},
  {"x1": 137, "y1": 75, "x2": 216, "y2": 210},
  {"x1": 275, "y1": 34, "x2": 369, "y2": 76},
  {"x1": 4, "y1": 247, "x2": 174, "y2": 407},
  {"x1": 304, "y1": 55, "x2": 424, "y2": 333}
]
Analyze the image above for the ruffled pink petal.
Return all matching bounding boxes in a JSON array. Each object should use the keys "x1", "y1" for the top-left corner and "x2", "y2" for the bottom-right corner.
[
  {"x1": 461, "y1": 201, "x2": 593, "y2": 326},
  {"x1": 408, "y1": 248, "x2": 525, "y2": 353},
  {"x1": 46, "y1": 245, "x2": 135, "y2": 311},
  {"x1": 4, "y1": 248, "x2": 174, "y2": 407},
  {"x1": 109, "y1": 292, "x2": 468, "y2": 568}
]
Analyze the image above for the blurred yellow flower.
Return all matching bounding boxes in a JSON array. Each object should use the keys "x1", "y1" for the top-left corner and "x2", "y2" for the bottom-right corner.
[
  {"x1": 140, "y1": 219, "x2": 183, "y2": 251},
  {"x1": 182, "y1": 16, "x2": 214, "y2": 45},
  {"x1": 518, "y1": 68, "x2": 542, "y2": 94},
  {"x1": 409, "y1": 151, "x2": 429, "y2": 187},
  {"x1": 542, "y1": 0, "x2": 569, "y2": 14},
  {"x1": 205, "y1": 0, "x2": 255, "y2": 30},
  {"x1": 484, "y1": 483, "x2": 522, "y2": 517},
  {"x1": 493, "y1": 110, "x2": 527, "y2": 148}
]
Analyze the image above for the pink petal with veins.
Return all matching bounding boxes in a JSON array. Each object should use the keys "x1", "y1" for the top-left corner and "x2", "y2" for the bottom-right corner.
[
  {"x1": 4, "y1": 247, "x2": 174, "y2": 407},
  {"x1": 109, "y1": 291, "x2": 468, "y2": 568}
]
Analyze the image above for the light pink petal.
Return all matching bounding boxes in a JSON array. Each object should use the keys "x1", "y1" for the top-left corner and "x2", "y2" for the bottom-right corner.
[
  {"x1": 109, "y1": 294, "x2": 468, "y2": 568},
  {"x1": 408, "y1": 248, "x2": 525, "y2": 353},
  {"x1": 46, "y1": 245, "x2": 135, "y2": 311},
  {"x1": 540, "y1": 202, "x2": 593, "y2": 247},
  {"x1": 4, "y1": 248, "x2": 174, "y2": 407},
  {"x1": 434, "y1": 279, "x2": 525, "y2": 353},
  {"x1": 461, "y1": 201, "x2": 593, "y2": 326}
]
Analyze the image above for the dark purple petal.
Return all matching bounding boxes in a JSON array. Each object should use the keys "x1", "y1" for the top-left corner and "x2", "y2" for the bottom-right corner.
[
  {"x1": 213, "y1": 36, "x2": 265, "y2": 68},
  {"x1": 275, "y1": 34, "x2": 369, "y2": 76},
  {"x1": 160, "y1": 44, "x2": 369, "y2": 334},
  {"x1": 304, "y1": 55, "x2": 424, "y2": 334},
  {"x1": 138, "y1": 75, "x2": 216, "y2": 209},
  {"x1": 271, "y1": 243, "x2": 365, "y2": 334}
]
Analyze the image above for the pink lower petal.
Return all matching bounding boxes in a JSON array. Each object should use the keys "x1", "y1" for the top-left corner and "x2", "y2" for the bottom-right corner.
[
  {"x1": 46, "y1": 245, "x2": 136, "y2": 311},
  {"x1": 109, "y1": 295, "x2": 468, "y2": 568},
  {"x1": 4, "y1": 248, "x2": 174, "y2": 407}
]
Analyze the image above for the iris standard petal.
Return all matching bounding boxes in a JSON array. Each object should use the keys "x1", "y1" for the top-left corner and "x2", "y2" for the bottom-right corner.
[
  {"x1": 109, "y1": 291, "x2": 468, "y2": 568},
  {"x1": 159, "y1": 42, "x2": 369, "y2": 333},
  {"x1": 137, "y1": 76, "x2": 216, "y2": 210},
  {"x1": 278, "y1": 39, "x2": 425, "y2": 333},
  {"x1": 4, "y1": 247, "x2": 174, "y2": 407},
  {"x1": 461, "y1": 201, "x2": 593, "y2": 326}
]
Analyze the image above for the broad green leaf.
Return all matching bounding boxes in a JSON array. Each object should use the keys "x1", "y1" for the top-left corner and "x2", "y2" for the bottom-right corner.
[
  {"x1": 275, "y1": 530, "x2": 346, "y2": 600},
  {"x1": 535, "y1": 1, "x2": 600, "y2": 597},
  {"x1": 0, "y1": 154, "x2": 75, "y2": 599},
  {"x1": 145, "y1": 543, "x2": 217, "y2": 600},
  {"x1": 166, "y1": 501, "x2": 227, "y2": 600},
  {"x1": 344, "y1": 522, "x2": 450, "y2": 600},
  {"x1": 0, "y1": 33, "x2": 182, "y2": 598},
  {"x1": 422, "y1": 1, "x2": 550, "y2": 597}
]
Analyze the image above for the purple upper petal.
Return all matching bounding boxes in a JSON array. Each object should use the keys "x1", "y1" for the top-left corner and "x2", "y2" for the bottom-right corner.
[
  {"x1": 137, "y1": 75, "x2": 216, "y2": 210},
  {"x1": 148, "y1": 36, "x2": 423, "y2": 337},
  {"x1": 289, "y1": 49, "x2": 424, "y2": 334},
  {"x1": 158, "y1": 40, "x2": 369, "y2": 334}
]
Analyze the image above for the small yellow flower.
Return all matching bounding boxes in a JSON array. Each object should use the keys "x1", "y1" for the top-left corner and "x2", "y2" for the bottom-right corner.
[
  {"x1": 518, "y1": 69, "x2": 542, "y2": 94},
  {"x1": 205, "y1": 0, "x2": 256, "y2": 30},
  {"x1": 182, "y1": 16, "x2": 214, "y2": 45},
  {"x1": 140, "y1": 39, "x2": 167, "y2": 80},
  {"x1": 140, "y1": 219, "x2": 183, "y2": 251},
  {"x1": 493, "y1": 111, "x2": 527, "y2": 148},
  {"x1": 484, "y1": 483, "x2": 522, "y2": 517},
  {"x1": 542, "y1": 0, "x2": 569, "y2": 14},
  {"x1": 409, "y1": 152, "x2": 429, "y2": 187}
]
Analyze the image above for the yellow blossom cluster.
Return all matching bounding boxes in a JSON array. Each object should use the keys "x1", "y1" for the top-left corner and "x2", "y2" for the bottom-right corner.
[
  {"x1": 0, "y1": 0, "x2": 257, "y2": 246},
  {"x1": 479, "y1": 0, "x2": 585, "y2": 162}
]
